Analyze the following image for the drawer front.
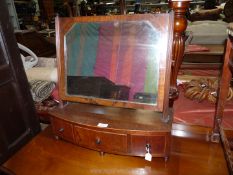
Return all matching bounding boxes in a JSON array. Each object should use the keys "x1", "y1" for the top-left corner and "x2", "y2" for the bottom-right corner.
[
  {"x1": 74, "y1": 126, "x2": 127, "y2": 154},
  {"x1": 130, "y1": 135, "x2": 167, "y2": 156},
  {"x1": 51, "y1": 117, "x2": 75, "y2": 143}
]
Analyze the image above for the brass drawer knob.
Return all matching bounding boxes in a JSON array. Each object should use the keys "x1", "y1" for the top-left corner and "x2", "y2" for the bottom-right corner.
[
  {"x1": 59, "y1": 128, "x2": 64, "y2": 132},
  {"x1": 96, "y1": 137, "x2": 101, "y2": 145}
]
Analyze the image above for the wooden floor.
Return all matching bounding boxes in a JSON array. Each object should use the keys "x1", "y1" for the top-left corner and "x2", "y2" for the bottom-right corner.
[{"x1": 3, "y1": 125, "x2": 229, "y2": 175}]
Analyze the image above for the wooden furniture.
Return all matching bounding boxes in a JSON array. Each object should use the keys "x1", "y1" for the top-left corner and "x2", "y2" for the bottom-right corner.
[
  {"x1": 87, "y1": 0, "x2": 126, "y2": 15},
  {"x1": 214, "y1": 23, "x2": 233, "y2": 173},
  {"x1": 15, "y1": 30, "x2": 56, "y2": 57},
  {"x1": 0, "y1": 2, "x2": 40, "y2": 165},
  {"x1": 51, "y1": 103, "x2": 171, "y2": 158},
  {"x1": 182, "y1": 44, "x2": 225, "y2": 70},
  {"x1": 89, "y1": 0, "x2": 203, "y2": 15},
  {"x1": 2, "y1": 126, "x2": 229, "y2": 175},
  {"x1": 49, "y1": 1, "x2": 190, "y2": 160},
  {"x1": 169, "y1": 0, "x2": 190, "y2": 105}
]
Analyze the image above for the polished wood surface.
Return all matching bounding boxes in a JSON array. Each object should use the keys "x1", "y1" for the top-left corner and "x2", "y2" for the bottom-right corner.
[
  {"x1": 184, "y1": 44, "x2": 224, "y2": 63},
  {"x1": 180, "y1": 63, "x2": 222, "y2": 70},
  {"x1": 185, "y1": 44, "x2": 225, "y2": 56},
  {"x1": 172, "y1": 123, "x2": 213, "y2": 140},
  {"x1": 181, "y1": 44, "x2": 225, "y2": 70},
  {"x1": 180, "y1": 44, "x2": 225, "y2": 70},
  {"x1": 215, "y1": 28, "x2": 233, "y2": 173},
  {"x1": 50, "y1": 103, "x2": 171, "y2": 157},
  {"x1": 169, "y1": 0, "x2": 190, "y2": 106},
  {"x1": 3, "y1": 126, "x2": 228, "y2": 175},
  {"x1": 50, "y1": 103, "x2": 171, "y2": 131},
  {"x1": 56, "y1": 14, "x2": 173, "y2": 112}
]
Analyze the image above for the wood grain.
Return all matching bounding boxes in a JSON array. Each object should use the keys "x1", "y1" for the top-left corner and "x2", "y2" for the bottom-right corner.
[
  {"x1": 49, "y1": 103, "x2": 171, "y2": 157},
  {"x1": 56, "y1": 14, "x2": 174, "y2": 112},
  {"x1": 3, "y1": 126, "x2": 228, "y2": 175}
]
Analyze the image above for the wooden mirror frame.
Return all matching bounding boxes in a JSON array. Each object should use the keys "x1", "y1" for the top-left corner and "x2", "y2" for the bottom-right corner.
[{"x1": 56, "y1": 14, "x2": 174, "y2": 111}]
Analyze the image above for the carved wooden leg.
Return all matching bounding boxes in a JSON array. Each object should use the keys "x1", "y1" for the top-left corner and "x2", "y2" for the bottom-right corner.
[{"x1": 169, "y1": 87, "x2": 179, "y2": 107}]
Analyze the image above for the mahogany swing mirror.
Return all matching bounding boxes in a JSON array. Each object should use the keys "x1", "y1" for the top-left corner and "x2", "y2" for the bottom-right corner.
[
  {"x1": 57, "y1": 14, "x2": 174, "y2": 111},
  {"x1": 50, "y1": 12, "x2": 179, "y2": 160}
]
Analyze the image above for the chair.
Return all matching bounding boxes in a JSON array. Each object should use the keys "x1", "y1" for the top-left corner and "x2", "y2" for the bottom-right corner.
[{"x1": 214, "y1": 23, "x2": 233, "y2": 173}]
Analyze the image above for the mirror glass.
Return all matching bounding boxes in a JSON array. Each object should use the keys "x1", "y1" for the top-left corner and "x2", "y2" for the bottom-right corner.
[{"x1": 64, "y1": 20, "x2": 163, "y2": 105}]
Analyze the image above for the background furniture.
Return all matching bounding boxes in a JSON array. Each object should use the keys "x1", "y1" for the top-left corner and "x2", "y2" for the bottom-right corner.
[
  {"x1": 214, "y1": 23, "x2": 233, "y2": 173},
  {"x1": 181, "y1": 20, "x2": 228, "y2": 70},
  {"x1": 15, "y1": 30, "x2": 56, "y2": 57},
  {"x1": 0, "y1": 1, "x2": 40, "y2": 165},
  {"x1": 87, "y1": 0, "x2": 204, "y2": 15},
  {"x1": 182, "y1": 44, "x2": 225, "y2": 69}
]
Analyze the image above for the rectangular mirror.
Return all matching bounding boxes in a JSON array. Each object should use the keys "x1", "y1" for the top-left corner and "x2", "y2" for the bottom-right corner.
[{"x1": 57, "y1": 14, "x2": 173, "y2": 111}]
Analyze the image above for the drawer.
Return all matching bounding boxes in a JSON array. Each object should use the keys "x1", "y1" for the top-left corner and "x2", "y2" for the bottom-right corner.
[
  {"x1": 51, "y1": 117, "x2": 75, "y2": 143},
  {"x1": 130, "y1": 134, "x2": 167, "y2": 156},
  {"x1": 74, "y1": 126, "x2": 128, "y2": 154}
]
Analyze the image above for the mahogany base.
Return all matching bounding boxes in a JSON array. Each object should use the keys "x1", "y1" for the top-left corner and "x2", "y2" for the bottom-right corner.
[{"x1": 49, "y1": 103, "x2": 171, "y2": 158}]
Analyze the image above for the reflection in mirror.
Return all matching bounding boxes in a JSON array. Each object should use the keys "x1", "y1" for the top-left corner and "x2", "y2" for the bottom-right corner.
[{"x1": 64, "y1": 21, "x2": 161, "y2": 105}]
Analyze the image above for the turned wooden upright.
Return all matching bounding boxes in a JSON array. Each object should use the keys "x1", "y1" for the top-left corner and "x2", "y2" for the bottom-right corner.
[{"x1": 169, "y1": 0, "x2": 191, "y2": 106}]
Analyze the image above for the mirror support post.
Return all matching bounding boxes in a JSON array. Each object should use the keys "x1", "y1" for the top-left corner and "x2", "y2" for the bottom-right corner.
[{"x1": 168, "y1": 0, "x2": 190, "y2": 107}]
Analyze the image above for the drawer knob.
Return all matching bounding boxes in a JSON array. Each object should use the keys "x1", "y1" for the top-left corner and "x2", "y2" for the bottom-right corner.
[
  {"x1": 59, "y1": 128, "x2": 64, "y2": 132},
  {"x1": 146, "y1": 143, "x2": 151, "y2": 153},
  {"x1": 96, "y1": 138, "x2": 101, "y2": 145}
]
